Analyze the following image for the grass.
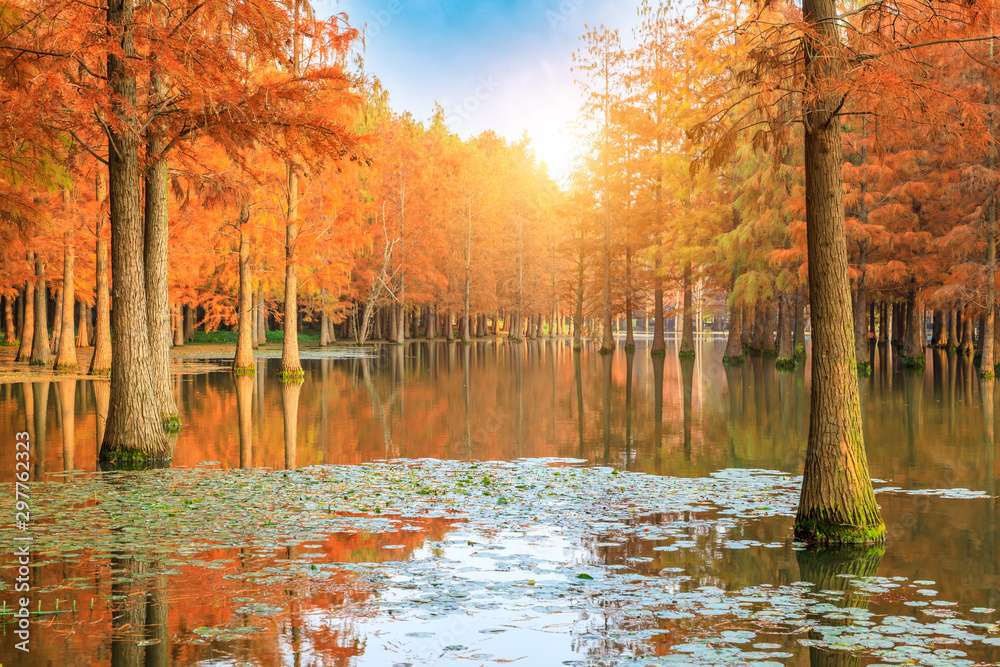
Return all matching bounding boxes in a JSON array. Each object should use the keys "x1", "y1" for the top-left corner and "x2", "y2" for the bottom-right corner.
[{"x1": 191, "y1": 329, "x2": 321, "y2": 345}]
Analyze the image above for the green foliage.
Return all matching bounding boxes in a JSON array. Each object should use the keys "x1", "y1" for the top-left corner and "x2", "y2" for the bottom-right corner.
[
  {"x1": 678, "y1": 349, "x2": 696, "y2": 360},
  {"x1": 775, "y1": 357, "x2": 797, "y2": 370},
  {"x1": 233, "y1": 366, "x2": 256, "y2": 377},
  {"x1": 0, "y1": 339, "x2": 19, "y2": 346},
  {"x1": 723, "y1": 354, "x2": 746, "y2": 366},
  {"x1": 902, "y1": 356, "x2": 925, "y2": 370},
  {"x1": 192, "y1": 329, "x2": 320, "y2": 344},
  {"x1": 856, "y1": 361, "x2": 873, "y2": 376},
  {"x1": 279, "y1": 369, "x2": 305, "y2": 383},
  {"x1": 761, "y1": 349, "x2": 777, "y2": 359}
]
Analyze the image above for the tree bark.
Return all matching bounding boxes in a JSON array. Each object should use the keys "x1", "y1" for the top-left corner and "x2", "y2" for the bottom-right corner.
[
  {"x1": 90, "y1": 173, "x2": 112, "y2": 374},
  {"x1": 280, "y1": 161, "x2": 303, "y2": 379},
  {"x1": 184, "y1": 304, "x2": 194, "y2": 341},
  {"x1": 55, "y1": 233, "x2": 78, "y2": 370},
  {"x1": 172, "y1": 303, "x2": 184, "y2": 346},
  {"x1": 50, "y1": 286, "x2": 62, "y2": 355},
  {"x1": 30, "y1": 256, "x2": 50, "y2": 365},
  {"x1": 144, "y1": 84, "x2": 177, "y2": 418},
  {"x1": 3, "y1": 295, "x2": 15, "y2": 345},
  {"x1": 99, "y1": 0, "x2": 169, "y2": 461},
  {"x1": 960, "y1": 307, "x2": 975, "y2": 354},
  {"x1": 853, "y1": 269, "x2": 869, "y2": 370},
  {"x1": 17, "y1": 253, "x2": 35, "y2": 362},
  {"x1": 795, "y1": 0, "x2": 884, "y2": 544},
  {"x1": 903, "y1": 290, "x2": 925, "y2": 368},
  {"x1": 77, "y1": 303, "x2": 90, "y2": 348},
  {"x1": 679, "y1": 262, "x2": 695, "y2": 357},
  {"x1": 947, "y1": 307, "x2": 959, "y2": 349},
  {"x1": 234, "y1": 203, "x2": 255, "y2": 373},
  {"x1": 724, "y1": 304, "x2": 744, "y2": 363},
  {"x1": 777, "y1": 293, "x2": 795, "y2": 367},
  {"x1": 761, "y1": 301, "x2": 777, "y2": 355}
]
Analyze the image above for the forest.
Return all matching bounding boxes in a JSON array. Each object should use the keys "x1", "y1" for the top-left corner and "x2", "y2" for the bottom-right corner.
[{"x1": 4, "y1": 0, "x2": 1000, "y2": 543}]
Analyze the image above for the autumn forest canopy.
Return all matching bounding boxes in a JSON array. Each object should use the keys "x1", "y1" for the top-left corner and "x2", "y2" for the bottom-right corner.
[{"x1": 5, "y1": 0, "x2": 1000, "y2": 544}]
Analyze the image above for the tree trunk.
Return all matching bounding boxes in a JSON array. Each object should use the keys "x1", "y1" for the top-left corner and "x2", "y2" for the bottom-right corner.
[
  {"x1": 184, "y1": 304, "x2": 194, "y2": 341},
  {"x1": 30, "y1": 256, "x2": 51, "y2": 365},
  {"x1": 750, "y1": 306, "x2": 764, "y2": 353},
  {"x1": 777, "y1": 293, "x2": 795, "y2": 367},
  {"x1": 932, "y1": 309, "x2": 945, "y2": 347},
  {"x1": 77, "y1": 303, "x2": 90, "y2": 348},
  {"x1": 426, "y1": 303, "x2": 436, "y2": 339},
  {"x1": 234, "y1": 204, "x2": 255, "y2": 373},
  {"x1": 257, "y1": 297, "x2": 267, "y2": 346},
  {"x1": 795, "y1": 0, "x2": 884, "y2": 545},
  {"x1": 651, "y1": 271, "x2": 665, "y2": 355},
  {"x1": 761, "y1": 301, "x2": 777, "y2": 355},
  {"x1": 853, "y1": 273, "x2": 868, "y2": 371},
  {"x1": 236, "y1": 373, "x2": 254, "y2": 468},
  {"x1": 99, "y1": 0, "x2": 169, "y2": 462},
  {"x1": 903, "y1": 290, "x2": 925, "y2": 368},
  {"x1": 879, "y1": 302, "x2": 889, "y2": 343},
  {"x1": 172, "y1": 303, "x2": 184, "y2": 346},
  {"x1": 55, "y1": 233, "x2": 78, "y2": 370},
  {"x1": 90, "y1": 173, "x2": 111, "y2": 373},
  {"x1": 960, "y1": 307, "x2": 975, "y2": 354},
  {"x1": 679, "y1": 262, "x2": 695, "y2": 358},
  {"x1": 144, "y1": 98, "x2": 176, "y2": 418},
  {"x1": 445, "y1": 310, "x2": 454, "y2": 341},
  {"x1": 394, "y1": 303, "x2": 405, "y2": 344},
  {"x1": 50, "y1": 286, "x2": 62, "y2": 355},
  {"x1": 17, "y1": 264, "x2": 35, "y2": 361},
  {"x1": 3, "y1": 295, "x2": 15, "y2": 345},
  {"x1": 947, "y1": 307, "x2": 959, "y2": 349},
  {"x1": 723, "y1": 303, "x2": 744, "y2": 364},
  {"x1": 280, "y1": 161, "x2": 303, "y2": 379}
]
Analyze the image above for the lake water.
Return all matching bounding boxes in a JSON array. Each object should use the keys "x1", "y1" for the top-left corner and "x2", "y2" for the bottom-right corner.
[{"x1": 0, "y1": 339, "x2": 997, "y2": 666}]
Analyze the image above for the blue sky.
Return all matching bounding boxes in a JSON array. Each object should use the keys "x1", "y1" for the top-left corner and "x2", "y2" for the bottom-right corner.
[{"x1": 323, "y1": 0, "x2": 642, "y2": 181}]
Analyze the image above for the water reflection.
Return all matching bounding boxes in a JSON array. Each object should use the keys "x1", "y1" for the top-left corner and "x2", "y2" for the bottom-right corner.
[
  {"x1": 1, "y1": 340, "x2": 999, "y2": 665},
  {"x1": 796, "y1": 546, "x2": 885, "y2": 667}
]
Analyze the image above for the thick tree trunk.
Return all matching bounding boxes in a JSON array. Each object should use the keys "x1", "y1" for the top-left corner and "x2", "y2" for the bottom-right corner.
[
  {"x1": 761, "y1": 301, "x2": 777, "y2": 355},
  {"x1": 932, "y1": 309, "x2": 945, "y2": 347},
  {"x1": 55, "y1": 233, "x2": 78, "y2": 370},
  {"x1": 426, "y1": 303, "x2": 436, "y2": 339},
  {"x1": 144, "y1": 108, "x2": 176, "y2": 418},
  {"x1": 879, "y1": 302, "x2": 889, "y2": 343},
  {"x1": 50, "y1": 286, "x2": 62, "y2": 355},
  {"x1": 960, "y1": 307, "x2": 975, "y2": 354},
  {"x1": 99, "y1": 0, "x2": 169, "y2": 462},
  {"x1": 750, "y1": 306, "x2": 764, "y2": 353},
  {"x1": 257, "y1": 297, "x2": 267, "y2": 346},
  {"x1": 794, "y1": 290, "x2": 806, "y2": 357},
  {"x1": 394, "y1": 303, "x2": 405, "y2": 344},
  {"x1": 723, "y1": 303, "x2": 744, "y2": 364},
  {"x1": 184, "y1": 304, "x2": 194, "y2": 341},
  {"x1": 234, "y1": 204, "x2": 255, "y2": 373},
  {"x1": 3, "y1": 296, "x2": 15, "y2": 345},
  {"x1": 795, "y1": 0, "x2": 884, "y2": 545},
  {"x1": 947, "y1": 307, "x2": 959, "y2": 350},
  {"x1": 444, "y1": 310, "x2": 454, "y2": 341},
  {"x1": 777, "y1": 293, "x2": 795, "y2": 368},
  {"x1": 90, "y1": 174, "x2": 112, "y2": 375},
  {"x1": 679, "y1": 262, "x2": 695, "y2": 358},
  {"x1": 16, "y1": 254, "x2": 34, "y2": 361},
  {"x1": 903, "y1": 290, "x2": 925, "y2": 368},
  {"x1": 172, "y1": 303, "x2": 184, "y2": 346},
  {"x1": 280, "y1": 162, "x2": 303, "y2": 379},
  {"x1": 77, "y1": 303, "x2": 89, "y2": 348},
  {"x1": 853, "y1": 278, "x2": 869, "y2": 372},
  {"x1": 30, "y1": 257, "x2": 50, "y2": 365},
  {"x1": 651, "y1": 272, "x2": 665, "y2": 355}
]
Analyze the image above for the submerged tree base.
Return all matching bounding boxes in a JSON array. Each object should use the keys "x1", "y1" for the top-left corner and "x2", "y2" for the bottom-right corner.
[
  {"x1": 794, "y1": 513, "x2": 886, "y2": 546},
  {"x1": 650, "y1": 348, "x2": 666, "y2": 358},
  {"x1": 775, "y1": 357, "x2": 797, "y2": 371},
  {"x1": 163, "y1": 414, "x2": 182, "y2": 433},
  {"x1": 88, "y1": 368, "x2": 111, "y2": 377},
  {"x1": 723, "y1": 354, "x2": 746, "y2": 366},
  {"x1": 902, "y1": 356, "x2": 925, "y2": 370},
  {"x1": 279, "y1": 369, "x2": 305, "y2": 383},
  {"x1": 233, "y1": 365, "x2": 256, "y2": 377},
  {"x1": 98, "y1": 444, "x2": 172, "y2": 466},
  {"x1": 624, "y1": 343, "x2": 636, "y2": 353},
  {"x1": 53, "y1": 363, "x2": 78, "y2": 372},
  {"x1": 856, "y1": 361, "x2": 872, "y2": 376},
  {"x1": 678, "y1": 349, "x2": 696, "y2": 360},
  {"x1": 761, "y1": 349, "x2": 778, "y2": 359},
  {"x1": 794, "y1": 344, "x2": 806, "y2": 361}
]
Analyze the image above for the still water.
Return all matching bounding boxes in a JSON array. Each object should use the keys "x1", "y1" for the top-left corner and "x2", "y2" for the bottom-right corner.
[{"x1": 0, "y1": 339, "x2": 997, "y2": 666}]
